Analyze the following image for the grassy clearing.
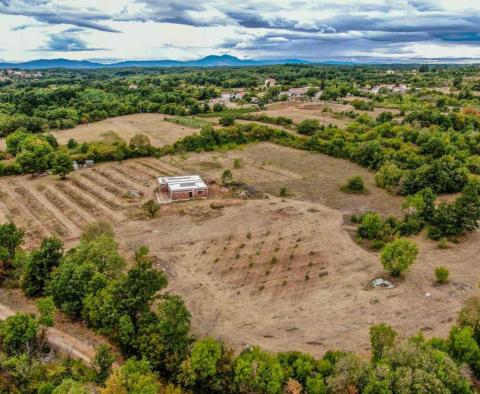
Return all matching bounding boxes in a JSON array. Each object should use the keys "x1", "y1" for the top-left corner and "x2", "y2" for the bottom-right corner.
[{"x1": 165, "y1": 116, "x2": 212, "y2": 129}]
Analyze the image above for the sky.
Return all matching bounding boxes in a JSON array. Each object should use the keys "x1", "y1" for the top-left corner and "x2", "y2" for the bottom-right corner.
[{"x1": 2, "y1": 0, "x2": 480, "y2": 63}]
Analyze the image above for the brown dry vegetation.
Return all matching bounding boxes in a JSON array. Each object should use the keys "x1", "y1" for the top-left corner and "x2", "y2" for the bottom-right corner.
[
  {"x1": 0, "y1": 140, "x2": 478, "y2": 357},
  {"x1": 259, "y1": 101, "x2": 400, "y2": 128}
]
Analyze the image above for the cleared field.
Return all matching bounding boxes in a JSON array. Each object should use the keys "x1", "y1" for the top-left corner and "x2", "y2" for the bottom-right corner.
[
  {"x1": 0, "y1": 147, "x2": 478, "y2": 357},
  {"x1": 260, "y1": 101, "x2": 400, "y2": 128},
  {"x1": 165, "y1": 142, "x2": 404, "y2": 217},
  {"x1": 117, "y1": 196, "x2": 480, "y2": 357},
  {"x1": 0, "y1": 113, "x2": 199, "y2": 150}
]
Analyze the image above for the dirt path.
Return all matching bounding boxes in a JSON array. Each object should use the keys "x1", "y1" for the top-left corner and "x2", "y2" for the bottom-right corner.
[{"x1": 0, "y1": 302, "x2": 96, "y2": 365}]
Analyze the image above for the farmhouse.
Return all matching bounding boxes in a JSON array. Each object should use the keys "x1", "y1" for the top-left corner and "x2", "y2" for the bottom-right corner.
[
  {"x1": 282, "y1": 86, "x2": 310, "y2": 99},
  {"x1": 158, "y1": 175, "x2": 208, "y2": 201}
]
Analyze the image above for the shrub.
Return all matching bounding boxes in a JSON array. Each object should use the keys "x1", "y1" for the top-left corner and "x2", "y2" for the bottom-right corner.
[
  {"x1": 341, "y1": 176, "x2": 366, "y2": 194},
  {"x1": 67, "y1": 138, "x2": 78, "y2": 149},
  {"x1": 380, "y1": 238, "x2": 418, "y2": 276},
  {"x1": 357, "y1": 213, "x2": 383, "y2": 240},
  {"x1": 221, "y1": 169, "x2": 233, "y2": 185},
  {"x1": 437, "y1": 238, "x2": 449, "y2": 249},
  {"x1": 435, "y1": 266, "x2": 449, "y2": 284},
  {"x1": 219, "y1": 115, "x2": 235, "y2": 126},
  {"x1": 375, "y1": 162, "x2": 404, "y2": 193},
  {"x1": 280, "y1": 187, "x2": 288, "y2": 197},
  {"x1": 142, "y1": 199, "x2": 161, "y2": 219},
  {"x1": 297, "y1": 119, "x2": 320, "y2": 135},
  {"x1": 233, "y1": 158, "x2": 242, "y2": 169},
  {"x1": 212, "y1": 103, "x2": 224, "y2": 112}
]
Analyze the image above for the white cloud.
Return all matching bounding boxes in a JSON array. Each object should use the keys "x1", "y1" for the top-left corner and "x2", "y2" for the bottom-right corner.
[{"x1": 2, "y1": 0, "x2": 480, "y2": 62}]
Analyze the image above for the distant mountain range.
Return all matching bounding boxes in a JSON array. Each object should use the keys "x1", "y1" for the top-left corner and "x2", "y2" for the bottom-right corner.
[{"x1": 0, "y1": 55, "x2": 318, "y2": 70}]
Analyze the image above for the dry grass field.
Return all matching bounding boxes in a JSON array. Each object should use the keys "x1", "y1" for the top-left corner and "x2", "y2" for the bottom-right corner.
[
  {"x1": 259, "y1": 101, "x2": 400, "y2": 128},
  {"x1": 0, "y1": 113, "x2": 198, "y2": 150},
  {"x1": 0, "y1": 142, "x2": 479, "y2": 356},
  {"x1": 165, "y1": 142, "x2": 404, "y2": 217}
]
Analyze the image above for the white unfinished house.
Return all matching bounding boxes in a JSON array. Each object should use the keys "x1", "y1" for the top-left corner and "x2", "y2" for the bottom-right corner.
[{"x1": 158, "y1": 175, "x2": 208, "y2": 202}]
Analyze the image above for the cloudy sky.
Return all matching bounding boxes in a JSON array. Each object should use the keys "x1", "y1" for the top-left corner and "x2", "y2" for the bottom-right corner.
[{"x1": 2, "y1": 0, "x2": 480, "y2": 63}]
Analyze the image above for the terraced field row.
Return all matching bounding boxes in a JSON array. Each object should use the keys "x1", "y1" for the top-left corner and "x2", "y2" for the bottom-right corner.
[{"x1": 0, "y1": 158, "x2": 185, "y2": 247}]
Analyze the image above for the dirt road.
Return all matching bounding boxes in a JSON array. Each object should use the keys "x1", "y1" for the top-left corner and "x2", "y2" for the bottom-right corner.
[{"x1": 0, "y1": 302, "x2": 96, "y2": 365}]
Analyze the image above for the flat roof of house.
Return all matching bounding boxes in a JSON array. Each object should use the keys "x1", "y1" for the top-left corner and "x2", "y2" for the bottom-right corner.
[{"x1": 158, "y1": 175, "x2": 207, "y2": 191}]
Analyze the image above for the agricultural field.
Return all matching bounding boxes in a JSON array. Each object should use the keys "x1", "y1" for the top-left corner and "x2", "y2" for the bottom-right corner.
[
  {"x1": 258, "y1": 101, "x2": 401, "y2": 128},
  {"x1": 0, "y1": 146, "x2": 478, "y2": 357},
  {"x1": 0, "y1": 113, "x2": 200, "y2": 151},
  {"x1": 0, "y1": 157, "x2": 183, "y2": 247}
]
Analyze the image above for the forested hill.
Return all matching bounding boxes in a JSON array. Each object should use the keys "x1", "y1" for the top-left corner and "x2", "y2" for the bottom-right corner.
[{"x1": 0, "y1": 55, "x2": 311, "y2": 70}]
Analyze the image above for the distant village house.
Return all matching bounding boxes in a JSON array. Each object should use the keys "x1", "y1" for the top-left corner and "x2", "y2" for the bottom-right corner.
[
  {"x1": 282, "y1": 86, "x2": 310, "y2": 99},
  {"x1": 369, "y1": 83, "x2": 408, "y2": 94},
  {"x1": 265, "y1": 78, "x2": 276, "y2": 87}
]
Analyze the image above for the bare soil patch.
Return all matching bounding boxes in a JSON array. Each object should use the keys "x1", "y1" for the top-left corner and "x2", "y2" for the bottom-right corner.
[
  {"x1": 165, "y1": 142, "x2": 404, "y2": 217},
  {"x1": 116, "y1": 196, "x2": 480, "y2": 357},
  {"x1": 0, "y1": 148, "x2": 478, "y2": 358},
  {"x1": 261, "y1": 101, "x2": 400, "y2": 128}
]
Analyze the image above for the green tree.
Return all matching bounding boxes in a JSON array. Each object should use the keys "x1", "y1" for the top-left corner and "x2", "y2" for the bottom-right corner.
[
  {"x1": 137, "y1": 294, "x2": 191, "y2": 374},
  {"x1": 48, "y1": 259, "x2": 105, "y2": 318},
  {"x1": 381, "y1": 238, "x2": 418, "y2": 276},
  {"x1": 21, "y1": 236, "x2": 63, "y2": 297},
  {"x1": 0, "y1": 313, "x2": 38, "y2": 355},
  {"x1": 71, "y1": 235, "x2": 126, "y2": 276},
  {"x1": 180, "y1": 337, "x2": 234, "y2": 392},
  {"x1": 234, "y1": 347, "x2": 285, "y2": 394},
  {"x1": 67, "y1": 138, "x2": 78, "y2": 149},
  {"x1": 102, "y1": 358, "x2": 161, "y2": 394},
  {"x1": 52, "y1": 379, "x2": 88, "y2": 394},
  {"x1": 15, "y1": 136, "x2": 53, "y2": 173},
  {"x1": 448, "y1": 325, "x2": 480, "y2": 366},
  {"x1": 370, "y1": 323, "x2": 397, "y2": 363},
  {"x1": 0, "y1": 223, "x2": 24, "y2": 263},
  {"x1": 5, "y1": 128, "x2": 30, "y2": 156},
  {"x1": 375, "y1": 162, "x2": 405, "y2": 193},
  {"x1": 213, "y1": 103, "x2": 224, "y2": 112},
  {"x1": 129, "y1": 134, "x2": 152, "y2": 156},
  {"x1": 458, "y1": 297, "x2": 480, "y2": 343},
  {"x1": 93, "y1": 344, "x2": 116, "y2": 384},
  {"x1": 326, "y1": 353, "x2": 370, "y2": 394},
  {"x1": 51, "y1": 152, "x2": 74, "y2": 179}
]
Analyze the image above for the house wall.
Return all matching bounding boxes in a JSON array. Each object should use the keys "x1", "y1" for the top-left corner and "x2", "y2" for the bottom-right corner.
[{"x1": 170, "y1": 187, "x2": 208, "y2": 201}]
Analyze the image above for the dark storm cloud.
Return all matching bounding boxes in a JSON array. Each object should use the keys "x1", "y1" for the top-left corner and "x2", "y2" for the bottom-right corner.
[
  {"x1": 0, "y1": 0, "x2": 120, "y2": 32},
  {"x1": 119, "y1": 0, "x2": 217, "y2": 27},
  {"x1": 40, "y1": 33, "x2": 104, "y2": 52},
  {"x1": 4, "y1": 0, "x2": 480, "y2": 60}
]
